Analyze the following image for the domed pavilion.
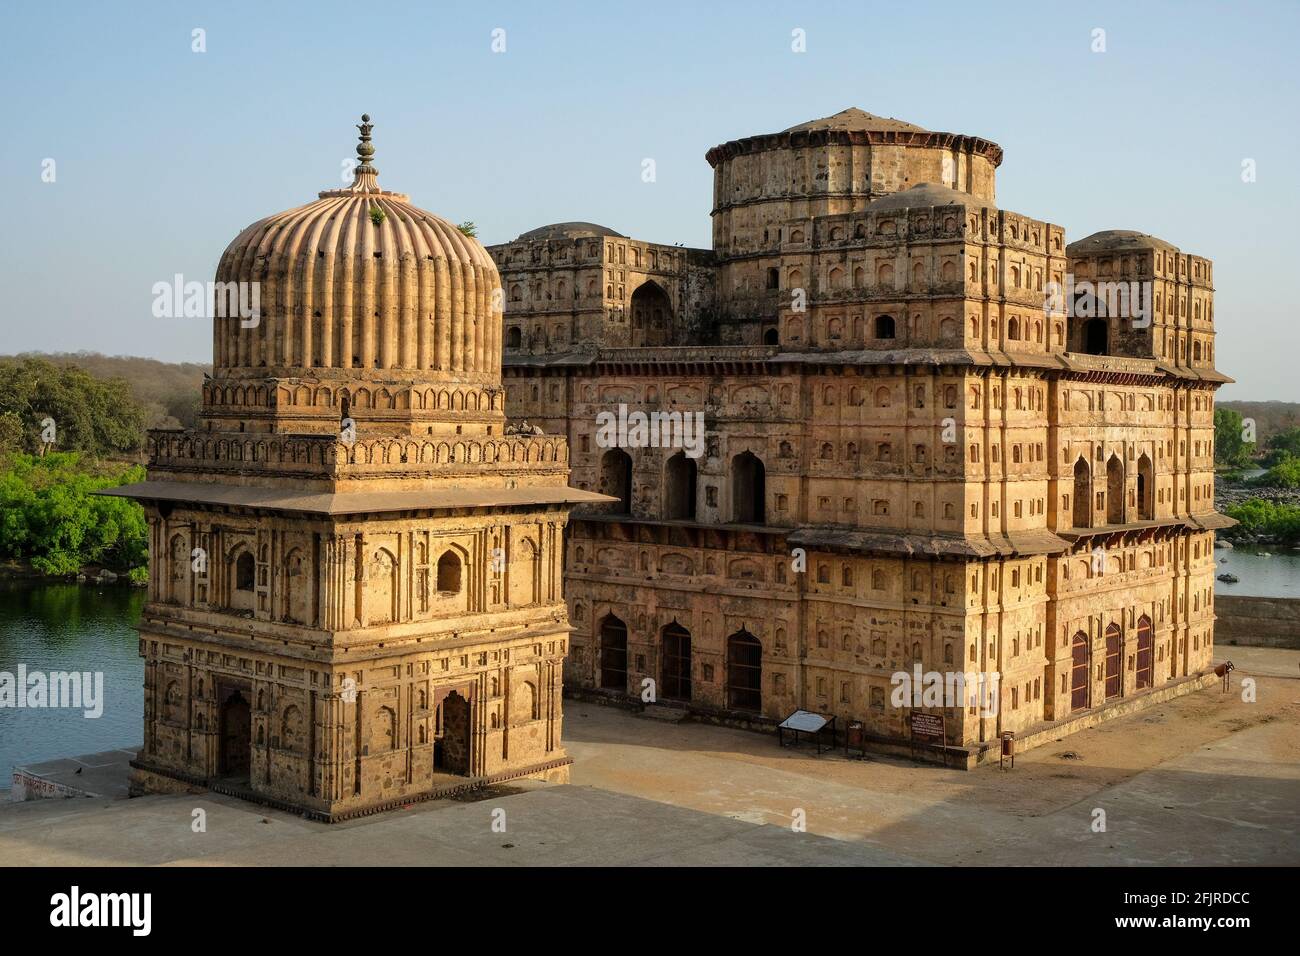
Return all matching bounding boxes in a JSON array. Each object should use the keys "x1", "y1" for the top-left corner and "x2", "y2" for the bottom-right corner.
[{"x1": 106, "y1": 116, "x2": 608, "y2": 820}]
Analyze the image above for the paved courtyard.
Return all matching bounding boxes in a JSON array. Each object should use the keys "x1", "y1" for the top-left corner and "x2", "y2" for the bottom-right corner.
[{"x1": 1, "y1": 647, "x2": 1296, "y2": 866}]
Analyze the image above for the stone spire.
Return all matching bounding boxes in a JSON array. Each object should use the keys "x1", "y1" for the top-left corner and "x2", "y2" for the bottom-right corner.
[{"x1": 351, "y1": 113, "x2": 379, "y2": 191}]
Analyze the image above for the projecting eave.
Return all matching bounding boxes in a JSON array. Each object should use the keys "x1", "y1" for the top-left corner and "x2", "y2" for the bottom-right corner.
[
  {"x1": 788, "y1": 527, "x2": 1069, "y2": 559},
  {"x1": 97, "y1": 481, "x2": 614, "y2": 516},
  {"x1": 1055, "y1": 512, "x2": 1238, "y2": 542}
]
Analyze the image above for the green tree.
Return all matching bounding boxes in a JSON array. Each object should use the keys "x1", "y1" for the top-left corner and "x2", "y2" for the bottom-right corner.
[
  {"x1": 1261, "y1": 426, "x2": 1300, "y2": 467},
  {"x1": 0, "y1": 357, "x2": 145, "y2": 457},
  {"x1": 1213, "y1": 406, "x2": 1254, "y2": 468},
  {"x1": 1225, "y1": 498, "x2": 1300, "y2": 540},
  {"x1": 1253, "y1": 457, "x2": 1300, "y2": 489},
  {"x1": 0, "y1": 452, "x2": 146, "y2": 575},
  {"x1": 456, "y1": 221, "x2": 477, "y2": 238}
]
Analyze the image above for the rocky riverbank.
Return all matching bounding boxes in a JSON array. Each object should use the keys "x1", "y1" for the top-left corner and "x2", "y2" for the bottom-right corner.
[{"x1": 0, "y1": 561, "x2": 143, "y2": 586}]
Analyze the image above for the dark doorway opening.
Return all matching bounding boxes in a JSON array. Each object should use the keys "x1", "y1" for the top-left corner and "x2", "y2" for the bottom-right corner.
[
  {"x1": 600, "y1": 449, "x2": 633, "y2": 515},
  {"x1": 219, "y1": 688, "x2": 251, "y2": 780},
  {"x1": 726, "y1": 629, "x2": 762, "y2": 712},
  {"x1": 436, "y1": 690, "x2": 471, "y2": 775},
  {"x1": 1082, "y1": 318, "x2": 1108, "y2": 355},
  {"x1": 1106, "y1": 456, "x2": 1125, "y2": 524},
  {"x1": 630, "y1": 281, "x2": 673, "y2": 346},
  {"x1": 732, "y1": 451, "x2": 765, "y2": 524},
  {"x1": 661, "y1": 622, "x2": 692, "y2": 701},
  {"x1": 600, "y1": 614, "x2": 628, "y2": 691},
  {"x1": 1072, "y1": 459, "x2": 1091, "y2": 528},
  {"x1": 664, "y1": 452, "x2": 697, "y2": 520}
]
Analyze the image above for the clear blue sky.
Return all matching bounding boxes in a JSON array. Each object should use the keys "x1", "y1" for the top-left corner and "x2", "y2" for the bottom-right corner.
[{"x1": 2, "y1": 0, "x2": 1296, "y2": 400}]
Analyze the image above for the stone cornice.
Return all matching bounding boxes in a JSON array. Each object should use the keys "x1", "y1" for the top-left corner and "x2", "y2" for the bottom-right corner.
[{"x1": 706, "y1": 128, "x2": 1004, "y2": 169}]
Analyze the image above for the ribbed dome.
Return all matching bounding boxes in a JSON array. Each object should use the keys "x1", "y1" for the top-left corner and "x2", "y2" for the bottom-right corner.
[{"x1": 214, "y1": 115, "x2": 502, "y2": 382}]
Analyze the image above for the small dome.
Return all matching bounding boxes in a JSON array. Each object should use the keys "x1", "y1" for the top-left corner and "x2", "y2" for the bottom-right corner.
[
  {"x1": 783, "y1": 107, "x2": 928, "y2": 135},
  {"x1": 215, "y1": 115, "x2": 501, "y2": 380},
  {"x1": 516, "y1": 221, "x2": 626, "y2": 242},
  {"x1": 867, "y1": 182, "x2": 996, "y2": 214},
  {"x1": 1067, "y1": 230, "x2": 1179, "y2": 256}
]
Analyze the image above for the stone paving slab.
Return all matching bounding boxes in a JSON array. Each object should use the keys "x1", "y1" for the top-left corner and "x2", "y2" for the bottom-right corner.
[{"x1": 10, "y1": 747, "x2": 138, "y2": 801}]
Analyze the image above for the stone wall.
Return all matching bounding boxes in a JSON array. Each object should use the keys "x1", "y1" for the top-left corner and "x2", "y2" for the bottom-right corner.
[{"x1": 1215, "y1": 595, "x2": 1300, "y2": 649}]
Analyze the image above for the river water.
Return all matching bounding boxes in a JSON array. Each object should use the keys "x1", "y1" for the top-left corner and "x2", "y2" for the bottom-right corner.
[
  {"x1": 0, "y1": 582, "x2": 144, "y2": 787},
  {"x1": 1213, "y1": 545, "x2": 1300, "y2": 598}
]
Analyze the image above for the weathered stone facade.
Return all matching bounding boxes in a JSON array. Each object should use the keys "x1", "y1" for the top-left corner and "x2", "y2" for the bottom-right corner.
[
  {"x1": 110, "y1": 117, "x2": 606, "y2": 819},
  {"x1": 489, "y1": 107, "x2": 1232, "y2": 759}
]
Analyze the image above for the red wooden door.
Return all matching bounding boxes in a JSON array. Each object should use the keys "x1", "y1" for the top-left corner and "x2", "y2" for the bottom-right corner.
[{"x1": 1070, "y1": 633, "x2": 1089, "y2": 711}]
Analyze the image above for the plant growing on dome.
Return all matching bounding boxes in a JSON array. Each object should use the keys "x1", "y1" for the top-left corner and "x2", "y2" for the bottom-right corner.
[
  {"x1": 456, "y1": 221, "x2": 477, "y2": 238},
  {"x1": 369, "y1": 204, "x2": 386, "y2": 226}
]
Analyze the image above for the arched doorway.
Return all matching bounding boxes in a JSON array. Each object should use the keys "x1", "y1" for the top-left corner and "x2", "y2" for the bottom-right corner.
[
  {"x1": 1106, "y1": 456, "x2": 1125, "y2": 524},
  {"x1": 599, "y1": 614, "x2": 628, "y2": 691},
  {"x1": 1072, "y1": 459, "x2": 1091, "y2": 528},
  {"x1": 600, "y1": 449, "x2": 632, "y2": 515},
  {"x1": 219, "y1": 689, "x2": 251, "y2": 779},
  {"x1": 630, "y1": 281, "x2": 672, "y2": 346},
  {"x1": 732, "y1": 452, "x2": 765, "y2": 524},
  {"x1": 1070, "y1": 632, "x2": 1089, "y2": 711},
  {"x1": 664, "y1": 452, "x2": 697, "y2": 520},
  {"x1": 726, "y1": 629, "x2": 762, "y2": 712},
  {"x1": 1135, "y1": 616, "x2": 1154, "y2": 689},
  {"x1": 661, "y1": 621, "x2": 692, "y2": 701},
  {"x1": 437, "y1": 691, "x2": 471, "y2": 775},
  {"x1": 1104, "y1": 623, "x2": 1122, "y2": 700},
  {"x1": 1137, "y1": 454, "x2": 1154, "y2": 520}
]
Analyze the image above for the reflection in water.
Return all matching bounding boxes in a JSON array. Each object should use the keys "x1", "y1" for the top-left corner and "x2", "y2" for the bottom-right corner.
[{"x1": 0, "y1": 582, "x2": 143, "y2": 785}]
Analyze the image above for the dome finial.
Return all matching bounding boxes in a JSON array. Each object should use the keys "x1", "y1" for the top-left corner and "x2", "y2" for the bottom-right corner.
[
  {"x1": 356, "y1": 113, "x2": 376, "y2": 173},
  {"x1": 348, "y1": 113, "x2": 379, "y2": 191}
]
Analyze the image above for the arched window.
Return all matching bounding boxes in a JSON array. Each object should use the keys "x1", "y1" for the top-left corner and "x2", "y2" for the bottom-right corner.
[
  {"x1": 436, "y1": 550, "x2": 462, "y2": 593},
  {"x1": 732, "y1": 451, "x2": 765, "y2": 524},
  {"x1": 726, "y1": 629, "x2": 762, "y2": 712},
  {"x1": 664, "y1": 452, "x2": 697, "y2": 520},
  {"x1": 599, "y1": 614, "x2": 628, "y2": 691},
  {"x1": 763, "y1": 327, "x2": 779, "y2": 345},
  {"x1": 875, "y1": 315, "x2": 896, "y2": 339},
  {"x1": 600, "y1": 448, "x2": 633, "y2": 515},
  {"x1": 505, "y1": 326, "x2": 522, "y2": 349}
]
